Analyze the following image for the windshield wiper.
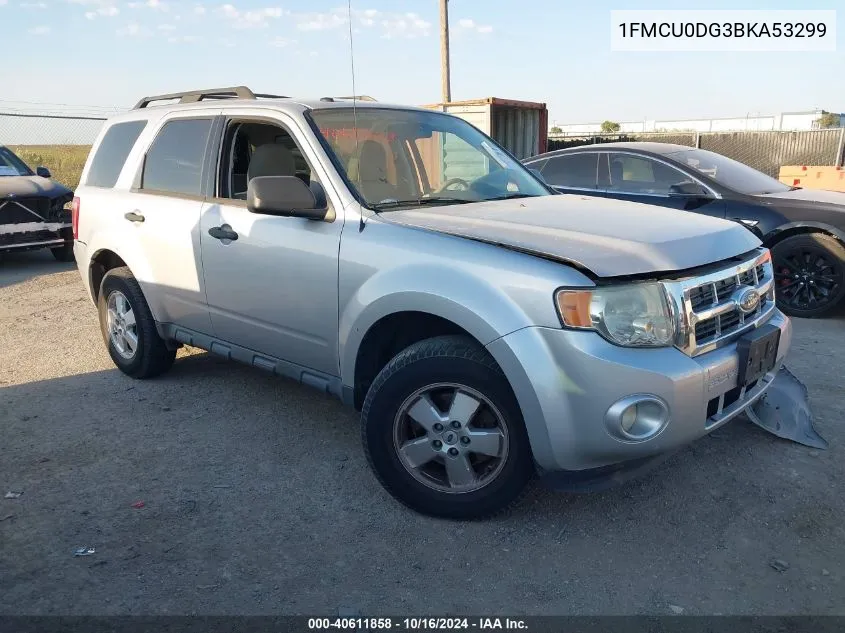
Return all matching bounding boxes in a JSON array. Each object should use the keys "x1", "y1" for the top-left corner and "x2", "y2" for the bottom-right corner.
[
  {"x1": 486, "y1": 193, "x2": 543, "y2": 201},
  {"x1": 370, "y1": 197, "x2": 476, "y2": 211}
]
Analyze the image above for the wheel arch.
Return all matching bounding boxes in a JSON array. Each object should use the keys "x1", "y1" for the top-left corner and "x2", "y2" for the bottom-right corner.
[
  {"x1": 88, "y1": 248, "x2": 129, "y2": 302},
  {"x1": 762, "y1": 221, "x2": 845, "y2": 248},
  {"x1": 348, "y1": 310, "x2": 499, "y2": 411}
]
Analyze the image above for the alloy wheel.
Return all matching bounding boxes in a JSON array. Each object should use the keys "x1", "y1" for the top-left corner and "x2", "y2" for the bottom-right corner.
[
  {"x1": 774, "y1": 246, "x2": 843, "y2": 312},
  {"x1": 106, "y1": 290, "x2": 138, "y2": 360},
  {"x1": 393, "y1": 382, "x2": 509, "y2": 494}
]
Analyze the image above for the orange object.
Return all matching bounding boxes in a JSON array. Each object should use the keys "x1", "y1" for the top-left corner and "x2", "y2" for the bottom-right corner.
[{"x1": 779, "y1": 165, "x2": 845, "y2": 193}]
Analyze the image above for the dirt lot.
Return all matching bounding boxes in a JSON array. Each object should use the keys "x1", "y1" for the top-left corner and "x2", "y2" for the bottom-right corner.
[{"x1": 1, "y1": 249, "x2": 843, "y2": 616}]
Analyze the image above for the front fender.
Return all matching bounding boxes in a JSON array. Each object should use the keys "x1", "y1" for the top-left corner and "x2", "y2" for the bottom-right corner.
[
  {"x1": 763, "y1": 221, "x2": 845, "y2": 245},
  {"x1": 338, "y1": 262, "x2": 540, "y2": 384}
]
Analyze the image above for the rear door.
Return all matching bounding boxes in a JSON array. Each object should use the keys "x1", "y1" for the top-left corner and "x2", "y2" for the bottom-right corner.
[
  {"x1": 123, "y1": 113, "x2": 219, "y2": 333},
  {"x1": 532, "y1": 152, "x2": 605, "y2": 197}
]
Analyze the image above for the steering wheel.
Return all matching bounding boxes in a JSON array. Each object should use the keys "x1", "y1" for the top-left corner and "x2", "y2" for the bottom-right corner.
[{"x1": 436, "y1": 177, "x2": 471, "y2": 193}]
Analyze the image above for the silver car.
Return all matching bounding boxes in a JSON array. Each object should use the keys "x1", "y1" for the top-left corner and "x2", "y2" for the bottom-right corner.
[{"x1": 72, "y1": 87, "x2": 801, "y2": 519}]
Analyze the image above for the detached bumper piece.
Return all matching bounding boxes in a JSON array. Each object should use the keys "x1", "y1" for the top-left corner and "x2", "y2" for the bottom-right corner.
[{"x1": 745, "y1": 366, "x2": 827, "y2": 449}]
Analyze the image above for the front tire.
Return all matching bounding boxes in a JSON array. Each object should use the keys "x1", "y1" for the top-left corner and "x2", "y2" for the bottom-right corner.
[
  {"x1": 772, "y1": 233, "x2": 845, "y2": 318},
  {"x1": 97, "y1": 267, "x2": 175, "y2": 378},
  {"x1": 361, "y1": 335, "x2": 533, "y2": 519}
]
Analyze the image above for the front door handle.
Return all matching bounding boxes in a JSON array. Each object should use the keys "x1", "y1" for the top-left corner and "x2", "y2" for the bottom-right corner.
[
  {"x1": 124, "y1": 211, "x2": 145, "y2": 223},
  {"x1": 208, "y1": 224, "x2": 238, "y2": 242}
]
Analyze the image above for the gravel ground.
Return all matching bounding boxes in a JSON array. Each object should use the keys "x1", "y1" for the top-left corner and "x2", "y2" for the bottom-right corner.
[{"x1": 1, "y1": 249, "x2": 843, "y2": 616}]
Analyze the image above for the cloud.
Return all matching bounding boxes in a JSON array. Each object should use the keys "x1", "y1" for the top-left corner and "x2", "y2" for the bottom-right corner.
[
  {"x1": 127, "y1": 0, "x2": 167, "y2": 11},
  {"x1": 20, "y1": 2, "x2": 48, "y2": 8},
  {"x1": 268, "y1": 36, "x2": 293, "y2": 47},
  {"x1": 116, "y1": 21, "x2": 148, "y2": 36},
  {"x1": 28, "y1": 24, "x2": 50, "y2": 34},
  {"x1": 0, "y1": 1, "x2": 7, "y2": 6},
  {"x1": 296, "y1": 10, "x2": 346, "y2": 31},
  {"x1": 294, "y1": 8, "x2": 431, "y2": 39},
  {"x1": 157, "y1": 23, "x2": 175, "y2": 30},
  {"x1": 168, "y1": 34, "x2": 198, "y2": 43},
  {"x1": 69, "y1": 0, "x2": 120, "y2": 18},
  {"x1": 193, "y1": 4, "x2": 205, "y2": 14},
  {"x1": 454, "y1": 17, "x2": 493, "y2": 34},
  {"x1": 85, "y1": 5, "x2": 118, "y2": 18},
  {"x1": 213, "y1": 4, "x2": 285, "y2": 29}
]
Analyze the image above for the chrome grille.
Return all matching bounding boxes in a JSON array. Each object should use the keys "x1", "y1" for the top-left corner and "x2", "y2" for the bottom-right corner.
[{"x1": 663, "y1": 249, "x2": 776, "y2": 357}]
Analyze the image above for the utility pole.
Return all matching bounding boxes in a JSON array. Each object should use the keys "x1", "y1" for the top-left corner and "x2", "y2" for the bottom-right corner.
[{"x1": 439, "y1": 0, "x2": 451, "y2": 104}]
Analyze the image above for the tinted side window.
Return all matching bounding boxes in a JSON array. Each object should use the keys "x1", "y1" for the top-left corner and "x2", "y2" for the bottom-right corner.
[
  {"x1": 607, "y1": 153, "x2": 693, "y2": 195},
  {"x1": 541, "y1": 154, "x2": 599, "y2": 189},
  {"x1": 141, "y1": 118, "x2": 213, "y2": 196},
  {"x1": 85, "y1": 120, "x2": 147, "y2": 188}
]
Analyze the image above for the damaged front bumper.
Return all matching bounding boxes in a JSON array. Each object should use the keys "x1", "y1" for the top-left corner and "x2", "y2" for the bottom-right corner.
[
  {"x1": 745, "y1": 366, "x2": 827, "y2": 449},
  {"x1": 540, "y1": 365, "x2": 824, "y2": 492},
  {"x1": 0, "y1": 221, "x2": 72, "y2": 251}
]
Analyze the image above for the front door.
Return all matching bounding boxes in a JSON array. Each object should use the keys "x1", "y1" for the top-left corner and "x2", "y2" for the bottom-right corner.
[
  {"x1": 602, "y1": 152, "x2": 726, "y2": 219},
  {"x1": 199, "y1": 112, "x2": 344, "y2": 376}
]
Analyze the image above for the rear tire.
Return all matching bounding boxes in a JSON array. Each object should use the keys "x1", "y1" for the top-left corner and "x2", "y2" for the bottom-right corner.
[
  {"x1": 361, "y1": 335, "x2": 533, "y2": 519},
  {"x1": 772, "y1": 233, "x2": 845, "y2": 318},
  {"x1": 97, "y1": 267, "x2": 175, "y2": 378}
]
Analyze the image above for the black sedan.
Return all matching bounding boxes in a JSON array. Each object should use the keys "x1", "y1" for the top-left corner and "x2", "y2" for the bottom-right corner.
[
  {"x1": 524, "y1": 142, "x2": 845, "y2": 318},
  {"x1": 0, "y1": 145, "x2": 74, "y2": 262}
]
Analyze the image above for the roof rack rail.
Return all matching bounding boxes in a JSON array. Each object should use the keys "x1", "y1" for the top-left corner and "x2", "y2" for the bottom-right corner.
[
  {"x1": 319, "y1": 95, "x2": 378, "y2": 103},
  {"x1": 133, "y1": 86, "x2": 288, "y2": 110}
]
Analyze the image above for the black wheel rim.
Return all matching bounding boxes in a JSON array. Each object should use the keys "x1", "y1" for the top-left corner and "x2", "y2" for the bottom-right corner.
[{"x1": 773, "y1": 245, "x2": 843, "y2": 311}]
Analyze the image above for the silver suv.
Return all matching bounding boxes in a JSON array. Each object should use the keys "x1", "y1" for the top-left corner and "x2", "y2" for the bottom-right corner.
[{"x1": 72, "y1": 86, "x2": 793, "y2": 518}]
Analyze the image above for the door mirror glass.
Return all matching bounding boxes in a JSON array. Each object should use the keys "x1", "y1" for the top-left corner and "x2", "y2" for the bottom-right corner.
[
  {"x1": 36, "y1": 166, "x2": 52, "y2": 178},
  {"x1": 247, "y1": 176, "x2": 330, "y2": 220},
  {"x1": 669, "y1": 181, "x2": 712, "y2": 197}
]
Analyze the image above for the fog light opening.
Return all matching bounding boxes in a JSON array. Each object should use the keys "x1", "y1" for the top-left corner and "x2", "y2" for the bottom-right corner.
[{"x1": 606, "y1": 395, "x2": 669, "y2": 442}]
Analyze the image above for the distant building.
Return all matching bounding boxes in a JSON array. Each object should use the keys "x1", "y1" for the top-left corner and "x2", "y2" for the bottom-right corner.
[{"x1": 551, "y1": 110, "x2": 845, "y2": 135}]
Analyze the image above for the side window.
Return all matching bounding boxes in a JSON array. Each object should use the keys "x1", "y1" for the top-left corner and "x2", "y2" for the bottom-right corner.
[
  {"x1": 141, "y1": 118, "x2": 212, "y2": 196},
  {"x1": 541, "y1": 153, "x2": 599, "y2": 189},
  {"x1": 607, "y1": 153, "x2": 693, "y2": 195},
  {"x1": 217, "y1": 120, "x2": 314, "y2": 201},
  {"x1": 525, "y1": 158, "x2": 548, "y2": 174},
  {"x1": 85, "y1": 120, "x2": 147, "y2": 188}
]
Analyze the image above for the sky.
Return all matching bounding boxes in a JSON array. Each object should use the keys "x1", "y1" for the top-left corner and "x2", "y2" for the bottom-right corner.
[{"x1": 0, "y1": 0, "x2": 842, "y2": 124}]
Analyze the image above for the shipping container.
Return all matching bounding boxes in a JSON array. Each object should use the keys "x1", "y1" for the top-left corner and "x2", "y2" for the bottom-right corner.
[{"x1": 421, "y1": 98, "x2": 548, "y2": 161}]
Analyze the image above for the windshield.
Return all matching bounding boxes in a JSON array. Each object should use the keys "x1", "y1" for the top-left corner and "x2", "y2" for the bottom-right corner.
[
  {"x1": 310, "y1": 107, "x2": 550, "y2": 209},
  {"x1": 665, "y1": 148, "x2": 790, "y2": 195},
  {"x1": 0, "y1": 146, "x2": 34, "y2": 177}
]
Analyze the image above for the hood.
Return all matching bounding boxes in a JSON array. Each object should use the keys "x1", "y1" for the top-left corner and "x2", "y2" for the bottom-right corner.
[
  {"x1": 383, "y1": 195, "x2": 761, "y2": 277},
  {"x1": 758, "y1": 187, "x2": 845, "y2": 208},
  {"x1": 0, "y1": 176, "x2": 72, "y2": 199}
]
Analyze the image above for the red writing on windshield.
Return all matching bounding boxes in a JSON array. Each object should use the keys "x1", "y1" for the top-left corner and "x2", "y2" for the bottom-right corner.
[{"x1": 319, "y1": 128, "x2": 397, "y2": 142}]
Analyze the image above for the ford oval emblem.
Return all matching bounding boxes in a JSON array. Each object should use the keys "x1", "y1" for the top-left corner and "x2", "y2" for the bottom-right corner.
[{"x1": 737, "y1": 287, "x2": 761, "y2": 314}]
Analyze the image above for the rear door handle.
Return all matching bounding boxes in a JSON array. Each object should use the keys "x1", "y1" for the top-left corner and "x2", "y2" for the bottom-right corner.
[
  {"x1": 124, "y1": 211, "x2": 145, "y2": 223},
  {"x1": 208, "y1": 224, "x2": 238, "y2": 242}
]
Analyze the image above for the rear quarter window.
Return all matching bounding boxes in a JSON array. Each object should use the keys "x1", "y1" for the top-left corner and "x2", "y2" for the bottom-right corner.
[{"x1": 85, "y1": 120, "x2": 147, "y2": 188}]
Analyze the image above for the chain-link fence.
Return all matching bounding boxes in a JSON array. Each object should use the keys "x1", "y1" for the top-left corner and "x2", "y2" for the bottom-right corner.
[
  {"x1": 548, "y1": 129, "x2": 845, "y2": 178},
  {"x1": 1, "y1": 112, "x2": 107, "y2": 189}
]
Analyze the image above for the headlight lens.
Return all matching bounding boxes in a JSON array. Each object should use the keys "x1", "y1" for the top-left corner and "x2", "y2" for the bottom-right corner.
[{"x1": 556, "y1": 283, "x2": 675, "y2": 347}]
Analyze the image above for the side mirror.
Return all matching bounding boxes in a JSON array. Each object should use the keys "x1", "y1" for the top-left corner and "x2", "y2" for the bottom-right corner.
[
  {"x1": 247, "y1": 176, "x2": 330, "y2": 220},
  {"x1": 36, "y1": 166, "x2": 52, "y2": 178},
  {"x1": 669, "y1": 182, "x2": 712, "y2": 198}
]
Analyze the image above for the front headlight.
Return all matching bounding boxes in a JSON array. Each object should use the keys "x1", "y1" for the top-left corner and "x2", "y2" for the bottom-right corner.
[{"x1": 556, "y1": 283, "x2": 675, "y2": 347}]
